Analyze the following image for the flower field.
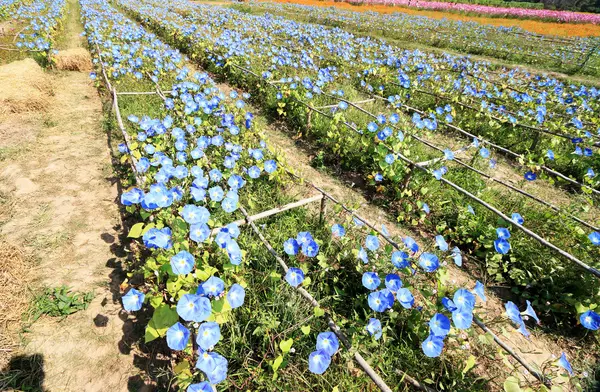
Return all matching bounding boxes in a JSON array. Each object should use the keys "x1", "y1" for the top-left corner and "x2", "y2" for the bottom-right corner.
[{"x1": 1, "y1": 0, "x2": 600, "y2": 390}]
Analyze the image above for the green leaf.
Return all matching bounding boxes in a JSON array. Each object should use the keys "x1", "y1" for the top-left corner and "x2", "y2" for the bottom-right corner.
[
  {"x1": 279, "y1": 338, "x2": 294, "y2": 354},
  {"x1": 145, "y1": 304, "x2": 179, "y2": 342},
  {"x1": 503, "y1": 376, "x2": 522, "y2": 392},
  {"x1": 313, "y1": 307, "x2": 325, "y2": 317},
  {"x1": 301, "y1": 325, "x2": 311, "y2": 335},
  {"x1": 462, "y1": 355, "x2": 476, "y2": 375},
  {"x1": 128, "y1": 222, "x2": 145, "y2": 238},
  {"x1": 272, "y1": 354, "x2": 284, "y2": 373}
]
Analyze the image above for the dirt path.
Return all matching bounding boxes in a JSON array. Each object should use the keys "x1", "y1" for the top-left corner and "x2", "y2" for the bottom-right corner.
[{"x1": 0, "y1": 0, "x2": 138, "y2": 390}]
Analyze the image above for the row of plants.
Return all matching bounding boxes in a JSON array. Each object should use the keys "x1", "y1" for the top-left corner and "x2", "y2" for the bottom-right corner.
[
  {"x1": 0, "y1": 0, "x2": 21, "y2": 19},
  {"x1": 229, "y1": 2, "x2": 600, "y2": 187},
  {"x1": 0, "y1": 0, "x2": 66, "y2": 64},
  {"x1": 80, "y1": 0, "x2": 520, "y2": 390},
  {"x1": 236, "y1": 1, "x2": 600, "y2": 77},
  {"x1": 118, "y1": 0, "x2": 600, "y2": 337}
]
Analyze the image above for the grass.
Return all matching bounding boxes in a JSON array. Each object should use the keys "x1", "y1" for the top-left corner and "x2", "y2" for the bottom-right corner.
[{"x1": 27, "y1": 285, "x2": 94, "y2": 322}]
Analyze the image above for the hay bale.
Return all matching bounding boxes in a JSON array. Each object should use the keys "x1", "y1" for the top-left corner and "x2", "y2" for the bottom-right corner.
[
  {"x1": 54, "y1": 48, "x2": 92, "y2": 72},
  {"x1": 0, "y1": 59, "x2": 52, "y2": 114}
]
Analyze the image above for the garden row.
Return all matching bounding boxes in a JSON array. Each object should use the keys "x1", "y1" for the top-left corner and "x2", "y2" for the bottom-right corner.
[
  {"x1": 82, "y1": 0, "x2": 593, "y2": 390},
  {"x1": 237, "y1": 1, "x2": 600, "y2": 77},
  {"x1": 118, "y1": 0, "x2": 600, "y2": 335}
]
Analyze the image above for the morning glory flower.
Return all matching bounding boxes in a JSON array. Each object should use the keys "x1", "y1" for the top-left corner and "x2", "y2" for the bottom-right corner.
[
  {"x1": 511, "y1": 213, "x2": 524, "y2": 225},
  {"x1": 142, "y1": 227, "x2": 172, "y2": 249},
  {"x1": 524, "y1": 300, "x2": 540, "y2": 324},
  {"x1": 296, "y1": 231, "x2": 314, "y2": 246},
  {"x1": 209, "y1": 186, "x2": 225, "y2": 202},
  {"x1": 331, "y1": 224, "x2": 345, "y2": 238},
  {"x1": 199, "y1": 276, "x2": 225, "y2": 298},
  {"x1": 433, "y1": 167, "x2": 446, "y2": 180},
  {"x1": 181, "y1": 205, "x2": 210, "y2": 225},
  {"x1": 505, "y1": 301, "x2": 523, "y2": 325},
  {"x1": 494, "y1": 238, "x2": 511, "y2": 254},
  {"x1": 496, "y1": 227, "x2": 511, "y2": 240},
  {"x1": 365, "y1": 235, "x2": 379, "y2": 251},
  {"x1": 205, "y1": 352, "x2": 228, "y2": 384},
  {"x1": 187, "y1": 382, "x2": 212, "y2": 392},
  {"x1": 397, "y1": 288, "x2": 414, "y2": 309},
  {"x1": 435, "y1": 235, "x2": 448, "y2": 251},
  {"x1": 467, "y1": 205, "x2": 475, "y2": 215},
  {"x1": 316, "y1": 332, "x2": 339, "y2": 356},
  {"x1": 196, "y1": 322, "x2": 221, "y2": 350},
  {"x1": 170, "y1": 250, "x2": 195, "y2": 275},
  {"x1": 385, "y1": 154, "x2": 395, "y2": 165},
  {"x1": 418, "y1": 253, "x2": 439, "y2": 272},
  {"x1": 222, "y1": 195, "x2": 238, "y2": 213},
  {"x1": 587, "y1": 168, "x2": 596, "y2": 178},
  {"x1": 391, "y1": 251, "x2": 409, "y2": 269},
  {"x1": 353, "y1": 217, "x2": 365, "y2": 227},
  {"x1": 308, "y1": 350, "x2": 331, "y2": 374},
  {"x1": 454, "y1": 289, "x2": 476, "y2": 312},
  {"x1": 422, "y1": 203, "x2": 430, "y2": 214},
  {"x1": 429, "y1": 313, "x2": 451, "y2": 337},
  {"x1": 285, "y1": 267, "x2": 305, "y2": 288},
  {"x1": 362, "y1": 272, "x2": 381, "y2": 291},
  {"x1": 442, "y1": 297, "x2": 457, "y2": 312},
  {"x1": 517, "y1": 322, "x2": 530, "y2": 338},
  {"x1": 444, "y1": 149, "x2": 454, "y2": 161},
  {"x1": 366, "y1": 318, "x2": 382, "y2": 340},
  {"x1": 358, "y1": 247, "x2": 368, "y2": 263},
  {"x1": 122, "y1": 288, "x2": 144, "y2": 312},
  {"x1": 580, "y1": 310, "x2": 600, "y2": 330},
  {"x1": 479, "y1": 147, "x2": 490, "y2": 159},
  {"x1": 190, "y1": 223, "x2": 210, "y2": 243},
  {"x1": 166, "y1": 322, "x2": 190, "y2": 351},
  {"x1": 524, "y1": 171, "x2": 537, "y2": 181},
  {"x1": 546, "y1": 150, "x2": 555, "y2": 160},
  {"x1": 121, "y1": 188, "x2": 144, "y2": 206},
  {"x1": 384, "y1": 274, "x2": 402, "y2": 292},
  {"x1": 452, "y1": 309, "x2": 473, "y2": 329},
  {"x1": 302, "y1": 240, "x2": 319, "y2": 257},
  {"x1": 367, "y1": 122, "x2": 378, "y2": 132},
  {"x1": 451, "y1": 247, "x2": 462, "y2": 267},
  {"x1": 589, "y1": 232, "x2": 600, "y2": 245},
  {"x1": 473, "y1": 281, "x2": 486, "y2": 302},
  {"x1": 557, "y1": 353, "x2": 574, "y2": 376},
  {"x1": 227, "y1": 284, "x2": 245, "y2": 309},
  {"x1": 368, "y1": 290, "x2": 393, "y2": 312},
  {"x1": 422, "y1": 334, "x2": 444, "y2": 358},
  {"x1": 177, "y1": 294, "x2": 211, "y2": 322},
  {"x1": 284, "y1": 238, "x2": 300, "y2": 255},
  {"x1": 403, "y1": 237, "x2": 419, "y2": 253}
]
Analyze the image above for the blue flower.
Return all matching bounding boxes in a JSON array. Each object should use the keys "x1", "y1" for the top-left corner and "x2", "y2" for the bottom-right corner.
[
  {"x1": 358, "y1": 247, "x2": 368, "y2": 263},
  {"x1": 391, "y1": 251, "x2": 410, "y2": 269},
  {"x1": 442, "y1": 297, "x2": 457, "y2": 312},
  {"x1": 190, "y1": 223, "x2": 210, "y2": 243},
  {"x1": 524, "y1": 171, "x2": 537, "y2": 181},
  {"x1": 429, "y1": 313, "x2": 451, "y2": 337},
  {"x1": 479, "y1": 147, "x2": 490, "y2": 159},
  {"x1": 264, "y1": 160, "x2": 277, "y2": 173},
  {"x1": 316, "y1": 332, "x2": 339, "y2": 356},
  {"x1": 365, "y1": 235, "x2": 379, "y2": 251},
  {"x1": 557, "y1": 352, "x2": 574, "y2": 376},
  {"x1": 443, "y1": 149, "x2": 454, "y2": 161},
  {"x1": 473, "y1": 281, "x2": 486, "y2": 302},
  {"x1": 181, "y1": 205, "x2": 210, "y2": 225},
  {"x1": 494, "y1": 238, "x2": 511, "y2": 254},
  {"x1": 296, "y1": 231, "x2": 314, "y2": 246},
  {"x1": 367, "y1": 122, "x2": 378, "y2": 133},
  {"x1": 176, "y1": 294, "x2": 211, "y2": 322},
  {"x1": 199, "y1": 276, "x2": 225, "y2": 297},
  {"x1": 308, "y1": 350, "x2": 331, "y2": 374},
  {"x1": 589, "y1": 231, "x2": 600, "y2": 246},
  {"x1": 580, "y1": 310, "x2": 600, "y2": 330},
  {"x1": 451, "y1": 247, "x2": 462, "y2": 267},
  {"x1": 511, "y1": 213, "x2": 524, "y2": 225},
  {"x1": 285, "y1": 267, "x2": 305, "y2": 288},
  {"x1": 331, "y1": 224, "x2": 345, "y2": 238},
  {"x1": 196, "y1": 322, "x2": 221, "y2": 350},
  {"x1": 384, "y1": 274, "x2": 402, "y2": 292},
  {"x1": 366, "y1": 318, "x2": 382, "y2": 340},
  {"x1": 362, "y1": 272, "x2": 381, "y2": 291},
  {"x1": 452, "y1": 309, "x2": 473, "y2": 329},
  {"x1": 121, "y1": 188, "x2": 144, "y2": 206},
  {"x1": 524, "y1": 300, "x2": 540, "y2": 325},
  {"x1": 171, "y1": 250, "x2": 195, "y2": 275},
  {"x1": 203, "y1": 351, "x2": 228, "y2": 384},
  {"x1": 187, "y1": 382, "x2": 212, "y2": 392},
  {"x1": 301, "y1": 240, "x2": 319, "y2": 257},
  {"x1": 143, "y1": 227, "x2": 172, "y2": 249},
  {"x1": 396, "y1": 288, "x2": 414, "y2": 309},
  {"x1": 222, "y1": 195, "x2": 238, "y2": 213},
  {"x1": 122, "y1": 288, "x2": 144, "y2": 312},
  {"x1": 209, "y1": 186, "x2": 224, "y2": 202},
  {"x1": 453, "y1": 289, "x2": 476, "y2": 312},
  {"x1": 496, "y1": 228, "x2": 510, "y2": 240},
  {"x1": 283, "y1": 238, "x2": 299, "y2": 255},
  {"x1": 505, "y1": 301, "x2": 523, "y2": 326},
  {"x1": 435, "y1": 235, "x2": 448, "y2": 251},
  {"x1": 403, "y1": 237, "x2": 419, "y2": 253},
  {"x1": 546, "y1": 150, "x2": 555, "y2": 160},
  {"x1": 421, "y1": 334, "x2": 444, "y2": 358},
  {"x1": 467, "y1": 205, "x2": 475, "y2": 215},
  {"x1": 166, "y1": 322, "x2": 190, "y2": 351},
  {"x1": 248, "y1": 165, "x2": 261, "y2": 179},
  {"x1": 368, "y1": 289, "x2": 393, "y2": 312},
  {"x1": 418, "y1": 253, "x2": 439, "y2": 272},
  {"x1": 227, "y1": 283, "x2": 246, "y2": 309}
]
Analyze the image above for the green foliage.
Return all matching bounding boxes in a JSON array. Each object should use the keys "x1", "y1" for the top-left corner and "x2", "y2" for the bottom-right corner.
[{"x1": 28, "y1": 286, "x2": 94, "y2": 321}]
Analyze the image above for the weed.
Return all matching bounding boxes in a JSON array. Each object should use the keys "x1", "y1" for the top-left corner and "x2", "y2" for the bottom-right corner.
[{"x1": 28, "y1": 286, "x2": 94, "y2": 322}]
